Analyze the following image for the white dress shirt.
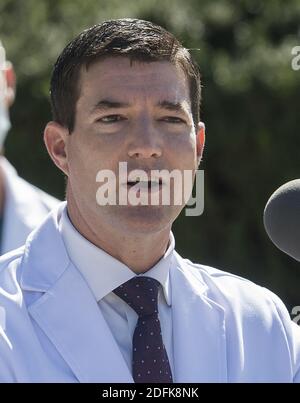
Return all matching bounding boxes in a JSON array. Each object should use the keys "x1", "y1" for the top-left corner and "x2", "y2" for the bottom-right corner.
[{"x1": 58, "y1": 206, "x2": 175, "y2": 375}]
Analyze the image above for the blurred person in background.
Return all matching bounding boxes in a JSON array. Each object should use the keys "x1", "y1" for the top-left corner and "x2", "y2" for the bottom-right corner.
[{"x1": 0, "y1": 40, "x2": 59, "y2": 254}]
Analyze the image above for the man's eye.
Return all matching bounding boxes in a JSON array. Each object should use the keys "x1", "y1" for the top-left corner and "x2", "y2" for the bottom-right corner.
[
  {"x1": 161, "y1": 117, "x2": 186, "y2": 124},
  {"x1": 97, "y1": 115, "x2": 125, "y2": 123}
]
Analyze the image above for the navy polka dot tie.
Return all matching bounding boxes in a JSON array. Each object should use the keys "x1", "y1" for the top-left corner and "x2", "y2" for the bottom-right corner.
[{"x1": 113, "y1": 277, "x2": 173, "y2": 383}]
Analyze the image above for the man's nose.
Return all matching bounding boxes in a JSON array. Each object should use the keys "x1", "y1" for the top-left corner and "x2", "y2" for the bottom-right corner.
[{"x1": 127, "y1": 123, "x2": 162, "y2": 159}]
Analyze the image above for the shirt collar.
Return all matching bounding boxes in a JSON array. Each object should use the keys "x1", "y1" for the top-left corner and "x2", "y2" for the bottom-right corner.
[{"x1": 59, "y1": 206, "x2": 174, "y2": 306}]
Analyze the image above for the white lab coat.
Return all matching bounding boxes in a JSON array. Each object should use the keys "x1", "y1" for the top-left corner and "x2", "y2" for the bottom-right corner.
[
  {"x1": 0, "y1": 157, "x2": 59, "y2": 254},
  {"x1": 0, "y1": 202, "x2": 300, "y2": 383}
]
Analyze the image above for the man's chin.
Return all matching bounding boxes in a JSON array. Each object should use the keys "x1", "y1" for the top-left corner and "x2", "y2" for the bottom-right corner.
[{"x1": 109, "y1": 205, "x2": 175, "y2": 233}]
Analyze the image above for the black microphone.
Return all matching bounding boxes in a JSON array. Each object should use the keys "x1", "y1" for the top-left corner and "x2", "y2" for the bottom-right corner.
[{"x1": 264, "y1": 179, "x2": 300, "y2": 262}]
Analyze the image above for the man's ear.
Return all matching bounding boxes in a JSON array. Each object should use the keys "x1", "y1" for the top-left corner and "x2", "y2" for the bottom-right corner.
[
  {"x1": 196, "y1": 121, "x2": 205, "y2": 165},
  {"x1": 4, "y1": 61, "x2": 16, "y2": 107},
  {"x1": 44, "y1": 121, "x2": 70, "y2": 176}
]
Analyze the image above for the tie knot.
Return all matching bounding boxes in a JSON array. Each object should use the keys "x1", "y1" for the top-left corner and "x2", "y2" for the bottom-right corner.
[{"x1": 113, "y1": 276, "x2": 160, "y2": 316}]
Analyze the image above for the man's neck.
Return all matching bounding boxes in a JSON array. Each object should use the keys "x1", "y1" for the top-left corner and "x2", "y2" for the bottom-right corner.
[{"x1": 66, "y1": 199, "x2": 171, "y2": 274}]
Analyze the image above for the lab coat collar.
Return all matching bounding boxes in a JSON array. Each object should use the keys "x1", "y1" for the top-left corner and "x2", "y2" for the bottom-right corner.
[{"x1": 20, "y1": 201, "x2": 69, "y2": 292}]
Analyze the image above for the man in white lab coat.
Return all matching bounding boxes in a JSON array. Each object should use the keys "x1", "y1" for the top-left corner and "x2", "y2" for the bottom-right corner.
[
  {"x1": 0, "y1": 19, "x2": 300, "y2": 383},
  {"x1": 0, "y1": 40, "x2": 59, "y2": 254}
]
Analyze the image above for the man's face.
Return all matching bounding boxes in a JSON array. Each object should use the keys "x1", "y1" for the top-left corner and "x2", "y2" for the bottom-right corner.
[{"x1": 62, "y1": 57, "x2": 203, "y2": 235}]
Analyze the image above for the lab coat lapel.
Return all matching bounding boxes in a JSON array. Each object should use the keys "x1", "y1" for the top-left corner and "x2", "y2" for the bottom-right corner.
[
  {"x1": 28, "y1": 263, "x2": 133, "y2": 383},
  {"x1": 20, "y1": 205, "x2": 133, "y2": 383},
  {"x1": 170, "y1": 252, "x2": 227, "y2": 382}
]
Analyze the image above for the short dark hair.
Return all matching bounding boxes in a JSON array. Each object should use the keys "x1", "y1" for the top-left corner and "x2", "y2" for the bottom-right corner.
[{"x1": 50, "y1": 18, "x2": 201, "y2": 132}]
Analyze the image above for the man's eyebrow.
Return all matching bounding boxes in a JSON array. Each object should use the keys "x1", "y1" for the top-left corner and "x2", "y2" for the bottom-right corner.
[
  {"x1": 156, "y1": 100, "x2": 189, "y2": 114},
  {"x1": 91, "y1": 99, "x2": 189, "y2": 114},
  {"x1": 91, "y1": 99, "x2": 131, "y2": 113}
]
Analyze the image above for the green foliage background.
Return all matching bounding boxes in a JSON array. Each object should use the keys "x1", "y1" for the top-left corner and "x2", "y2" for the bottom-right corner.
[{"x1": 1, "y1": 0, "x2": 300, "y2": 309}]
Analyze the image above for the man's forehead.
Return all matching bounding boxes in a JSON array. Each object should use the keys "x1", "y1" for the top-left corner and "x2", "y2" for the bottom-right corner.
[
  {"x1": 78, "y1": 57, "x2": 190, "y2": 105},
  {"x1": 81, "y1": 56, "x2": 186, "y2": 84}
]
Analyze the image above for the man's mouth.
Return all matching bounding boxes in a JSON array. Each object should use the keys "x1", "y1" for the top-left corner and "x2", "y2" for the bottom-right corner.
[{"x1": 126, "y1": 179, "x2": 163, "y2": 189}]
